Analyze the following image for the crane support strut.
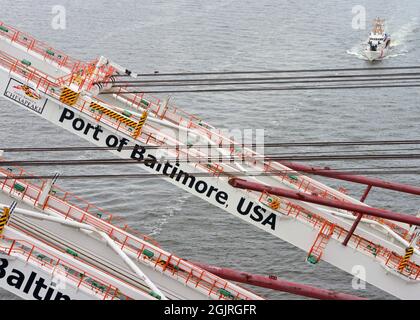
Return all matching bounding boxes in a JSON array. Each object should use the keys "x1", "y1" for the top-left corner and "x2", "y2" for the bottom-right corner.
[
  {"x1": 279, "y1": 161, "x2": 420, "y2": 196},
  {"x1": 192, "y1": 262, "x2": 366, "y2": 300},
  {"x1": 229, "y1": 178, "x2": 420, "y2": 227}
]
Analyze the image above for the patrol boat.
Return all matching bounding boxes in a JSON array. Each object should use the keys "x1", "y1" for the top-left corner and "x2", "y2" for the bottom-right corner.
[{"x1": 364, "y1": 18, "x2": 391, "y2": 61}]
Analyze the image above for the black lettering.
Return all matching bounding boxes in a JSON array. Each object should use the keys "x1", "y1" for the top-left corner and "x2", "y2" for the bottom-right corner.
[
  {"x1": 105, "y1": 135, "x2": 119, "y2": 148},
  {"x1": 195, "y1": 181, "x2": 208, "y2": 194},
  {"x1": 144, "y1": 154, "x2": 157, "y2": 168},
  {"x1": 43, "y1": 287, "x2": 55, "y2": 300},
  {"x1": 93, "y1": 125, "x2": 103, "y2": 141},
  {"x1": 206, "y1": 186, "x2": 218, "y2": 198},
  {"x1": 72, "y1": 118, "x2": 85, "y2": 131},
  {"x1": 59, "y1": 108, "x2": 74, "y2": 123},
  {"x1": 155, "y1": 161, "x2": 162, "y2": 172},
  {"x1": 33, "y1": 277, "x2": 48, "y2": 300},
  {"x1": 131, "y1": 144, "x2": 146, "y2": 161},
  {"x1": 250, "y1": 206, "x2": 265, "y2": 222},
  {"x1": 175, "y1": 170, "x2": 196, "y2": 188},
  {"x1": 6, "y1": 269, "x2": 25, "y2": 289},
  {"x1": 0, "y1": 260, "x2": 72, "y2": 300},
  {"x1": 237, "y1": 197, "x2": 252, "y2": 215},
  {"x1": 162, "y1": 162, "x2": 173, "y2": 176},
  {"x1": 117, "y1": 138, "x2": 129, "y2": 152},
  {"x1": 83, "y1": 123, "x2": 96, "y2": 136},
  {"x1": 262, "y1": 213, "x2": 277, "y2": 230},
  {"x1": 23, "y1": 272, "x2": 36, "y2": 294},
  {"x1": 0, "y1": 259, "x2": 8, "y2": 278},
  {"x1": 54, "y1": 291, "x2": 71, "y2": 300},
  {"x1": 215, "y1": 191, "x2": 228, "y2": 205},
  {"x1": 169, "y1": 163, "x2": 179, "y2": 178}
]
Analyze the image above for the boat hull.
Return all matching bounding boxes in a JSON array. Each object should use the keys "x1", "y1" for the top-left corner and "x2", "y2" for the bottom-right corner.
[
  {"x1": 364, "y1": 47, "x2": 388, "y2": 61},
  {"x1": 364, "y1": 38, "x2": 391, "y2": 61}
]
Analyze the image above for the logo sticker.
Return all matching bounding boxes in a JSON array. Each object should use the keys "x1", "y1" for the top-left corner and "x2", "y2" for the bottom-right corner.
[{"x1": 4, "y1": 78, "x2": 47, "y2": 114}]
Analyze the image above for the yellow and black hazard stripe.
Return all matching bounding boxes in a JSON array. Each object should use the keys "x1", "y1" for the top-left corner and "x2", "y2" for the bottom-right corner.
[
  {"x1": 398, "y1": 246, "x2": 414, "y2": 272},
  {"x1": 89, "y1": 102, "x2": 137, "y2": 128},
  {"x1": 59, "y1": 87, "x2": 80, "y2": 106},
  {"x1": 132, "y1": 111, "x2": 148, "y2": 139},
  {"x1": 0, "y1": 207, "x2": 10, "y2": 235}
]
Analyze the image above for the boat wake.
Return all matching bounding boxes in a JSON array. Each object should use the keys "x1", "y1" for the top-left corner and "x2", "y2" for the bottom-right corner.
[
  {"x1": 347, "y1": 18, "x2": 418, "y2": 61},
  {"x1": 148, "y1": 193, "x2": 192, "y2": 237}
]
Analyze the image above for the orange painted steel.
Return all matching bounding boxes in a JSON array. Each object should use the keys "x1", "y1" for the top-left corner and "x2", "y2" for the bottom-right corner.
[
  {"x1": 231, "y1": 178, "x2": 420, "y2": 226},
  {"x1": 279, "y1": 161, "x2": 420, "y2": 196},
  {"x1": 0, "y1": 168, "x2": 259, "y2": 300},
  {"x1": 235, "y1": 179, "x2": 420, "y2": 280},
  {"x1": 193, "y1": 262, "x2": 367, "y2": 300},
  {"x1": 0, "y1": 237, "x2": 133, "y2": 300},
  {"x1": 0, "y1": 21, "x2": 82, "y2": 71}
]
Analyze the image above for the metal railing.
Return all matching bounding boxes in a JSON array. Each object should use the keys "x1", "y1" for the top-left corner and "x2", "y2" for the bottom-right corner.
[
  {"x1": 0, "y1": 167, "x2": 260, "y2": 300},
  {"x1": 0, "y1": 237, "x2": 132, "y2": 300},
  {"x1": 0, "y1": 21, "x2": 82, "y2": 71},
  {"x1": 1, "y1": 38, "x2": 417, "y2": 282},
  {"x1": 258, "y1": 190, "x2": 420, "y2": 280},
  {"x1": 0, "y1": 166, "x2": 158, "y2": 247},
  {"x1": 260, "y1": 160, "x2": 412, "y2": 241}
]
